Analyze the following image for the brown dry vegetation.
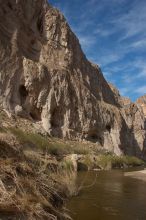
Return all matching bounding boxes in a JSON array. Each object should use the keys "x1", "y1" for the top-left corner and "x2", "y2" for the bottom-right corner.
[
  {"x1": 0, "y1": 110, "x2": 76, "y2": 220},
  {"x1": 0, "y1": 109, "x2": 145, "y2": 219}
]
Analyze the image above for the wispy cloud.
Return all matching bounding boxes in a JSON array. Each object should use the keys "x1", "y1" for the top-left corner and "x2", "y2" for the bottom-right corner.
[
  {"x1": 135, "y1": 86, "x2": 146, "y2": 95},
  {"x1": 97, "y1": 53, "x2": 121, "y2": 66},
  {"x1": 94, "y1": 26, "x2": 116, "y2": 37},
  {"x1": 49, "y1": 0, "x2": 146, "y2": 101},
  {"x1": 130, "y1": 39, "x2": 146, "y2": 50},
  {"x1": 112, "y1": 0, "x2": 146, "y2": 41},
  {"x1": 78, "y1": 35, "x2": 96, "y2": 48}
]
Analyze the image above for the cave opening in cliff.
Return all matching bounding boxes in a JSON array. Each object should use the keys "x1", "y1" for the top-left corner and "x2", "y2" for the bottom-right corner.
[
  {"x1": 87, "y1": 130, "x2": 103, "y2": 144},
  {"x1": 19, "y1": 85, "x2": 28, "y2": 105},
  {"x1": 37, "y1": 17, "x2": 44, "y2": 34},
  {"x1": 30, "y1": 108, "x2": 42, "y2": 121},
  {"x1": 50, "y1": 110, "x2": 59, "y2": 128},
  {"x1": 106, "y1": 124, "x2": 111, "y2": 133},
  {"x1": 7, "y1": 2, "x2": 13, "y2": 10},
  {"x1": 90, "y1": 134, "x2": 98, "y2": 140},
  {"x1": 89, "y1": 135, "x2": 103, "y2": 144}
]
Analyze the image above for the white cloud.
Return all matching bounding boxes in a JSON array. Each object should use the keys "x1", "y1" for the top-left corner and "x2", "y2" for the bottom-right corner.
[
  {"x1": 78, "y1": 35, "x2": 96, "y2": 48},
  {"x1": 94, "y1": 27, "x2": 116, "y2": 37},
  {"x1": 121, "y1": 74, "x2": 135, "y2": 84},
  {"x1": 52, "y1": 0, "x2": 146, "y2": 101},
  {"x1": 131, "y1": 60, "x2": 146, "y2": 78},
  {"x1": 131, "y1": 39, "x2": 146, "y2": 49},
  {"x1": 135, "y1": 86, "x2": 146, "y2": 95},
  {"x1": 98, "y1": 53, "x2": 121, "y2": 66},
  {"x1": 112, "y1": 1, "x2": 146, "y2": 41}
]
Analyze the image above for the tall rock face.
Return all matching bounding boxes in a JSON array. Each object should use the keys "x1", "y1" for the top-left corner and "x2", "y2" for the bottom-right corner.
[
  {"x1": 135, "y1": 95, "x2": 146, "y2": 158},
  {"x1": 0, "y1": 0, "x2": 47, "y2": 113},
  {"x1": 0, "y1": 1, "x2": 146, "y2": 158},
  {"x1": 121, "y1": 103, "x2": 146, "y2": 159},
  {"x1": 108, "y1": 84, "x2": 146, "y2": 159},
  {"x1": 136, "y1": 95, "x2": 146, "y2": 118},
  {"x1": 108, "y1": 83, "x2": 131, "y2": 106}
]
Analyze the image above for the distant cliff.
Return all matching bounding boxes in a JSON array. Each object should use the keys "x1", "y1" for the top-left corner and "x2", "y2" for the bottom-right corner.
[
  {"x1": 136, "y1": 95, "x2": 146, "y2": 118},
  {"x1": 0, "y1": 0, "x2": 146, "y2": 159}
]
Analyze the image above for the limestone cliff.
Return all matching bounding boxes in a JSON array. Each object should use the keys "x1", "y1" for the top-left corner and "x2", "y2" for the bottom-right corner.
[
  {"x1": 136, "y1": 95, "x2": 146, "y2": 118},
  {"x1": 108, "y1": 84, "x2": 146, "y2": 159},
  {"x1": 0, "y1": 0, "x2": 146, "y2": 158}
]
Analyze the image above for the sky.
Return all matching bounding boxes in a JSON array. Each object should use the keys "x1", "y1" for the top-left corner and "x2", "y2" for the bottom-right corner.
[{"x1": 48, "y1": 0, "x2": 146, "y2": 101}]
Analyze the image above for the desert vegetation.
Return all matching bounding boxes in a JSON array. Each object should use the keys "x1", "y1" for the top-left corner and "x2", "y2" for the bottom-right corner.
[
  {"x1": 0, "y1": 118, "x2": 77, "y2": 219},
  {"x1": 0, "y1": 109, "x2": 145, "y2": 219},
  {"x1": 97, "y1": 154, "x2": 144, "y2": 170}
]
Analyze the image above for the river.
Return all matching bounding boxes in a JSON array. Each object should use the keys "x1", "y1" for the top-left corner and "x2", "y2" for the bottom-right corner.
[{"x1": 67, "y1": 168, "x2": 146, "y2": 220}]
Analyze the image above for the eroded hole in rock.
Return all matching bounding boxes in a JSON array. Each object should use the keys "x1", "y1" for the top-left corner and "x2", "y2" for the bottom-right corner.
[
  {"x1": 87, "y1": 130, "x2": 103, "y2": 144},
  {"x1": 31, "y1": 39, "x2": 35, "y2": 45},
  {"x1": 90, "y1": 134, "x2": 98, "y2": 140},
  {"x1": 50, "y1": 106, "x2": 63, "y2": 128},
  {"x1": 30, "y1": 108, "x2": 41, "y2": 121},
  {"x1": 7, "y1": 2, "x2": 13, "y2": 10},
  {"x1": 106, "y1": 124, "x2": 111, "y2": 132},
  {"x1": 19, "y1": 85, "x2": 28, "y2": 105},
  {"x1": 37, "y1": 17, "x2": 43, "y2": 34},
  {"x1": 144, "y1": 120, "x2": 146, "y2": 130},
  {"x1": 51, "y1": 108, "x2": 60, "y2": 128}
]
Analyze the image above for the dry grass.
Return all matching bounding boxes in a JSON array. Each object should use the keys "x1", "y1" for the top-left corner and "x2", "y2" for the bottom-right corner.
[
  {"x1": 8, "y1": 127, "x2": 72, "y2": 157},
  {"x1": 0, "y1": 136, "x2": 75, "y2": 220},
  {"x1": 8, "y1": 127, "x2": 92, "y2": 157},
  {"x1": 97, "y1": 154, "x2": 145, "y2": 170}
]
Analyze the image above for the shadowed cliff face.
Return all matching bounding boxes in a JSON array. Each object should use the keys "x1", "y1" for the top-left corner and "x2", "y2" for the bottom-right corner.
[
  {"x1": 0, "y1": 0, "x2": 47, "y2": 113},
  {"x1": 0, "y1": 0, "x2": 146, "y2": 158},
  {"x1": 0, "y1": 0, "x2": 46, "y2": 60}
]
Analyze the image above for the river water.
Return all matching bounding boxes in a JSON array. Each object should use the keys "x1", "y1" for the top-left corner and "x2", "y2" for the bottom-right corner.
[{"x1": 67, "y1": 169, "x2": 146, "y2": 220}]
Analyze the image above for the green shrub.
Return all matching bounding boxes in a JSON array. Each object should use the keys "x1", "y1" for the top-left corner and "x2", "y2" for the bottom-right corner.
[
  {"x1": 9, "y1": 127, "x2": 72, "y2": 156},
  {"x1": 97, "y1": 155, "x2": 113, "y2": 169},
  {"x1": 0, "y1": 110, "x2": 6, "y2": 120},
  {"x1": 0, "y1": 126, "x2": 6, "y2": 133},
  {"x1": 122, "y1": 156, "x2": 144, "y2": 167},
  {"x1": 97, "y1": 154, "x2": 144, "y2": 170},
  {"x1": 71, "y1": 144, "x2": 90, "y2": 155}
]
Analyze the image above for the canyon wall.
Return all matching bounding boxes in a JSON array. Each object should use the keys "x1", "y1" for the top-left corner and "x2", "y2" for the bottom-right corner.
[
  {"x1": 136, "y1": 95, "x2": 146, "y2": 118},
  {"x1": 0, "y1": 0, "x2": 146, "y2": 158}
]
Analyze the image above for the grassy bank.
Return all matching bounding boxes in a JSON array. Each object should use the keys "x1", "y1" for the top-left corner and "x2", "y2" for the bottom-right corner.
[
  {"x1": 97, "y1": 154, "x2": 145, "y2": 170},
  {"x1": 3, "y1": 127, "x2": 146, "y2": 171},
  {"x1": 0, "y1": 127, "x2": 76, "y2": 219},
  {"x1": 0, "y1": 109, "x2": 145, "y2": 219},
  {"x1": 8, "y1": 127, "x2": 91, "y2": 157},
  {"x1": 76, "y1": 153, "x2": 145, "y2": 171}
]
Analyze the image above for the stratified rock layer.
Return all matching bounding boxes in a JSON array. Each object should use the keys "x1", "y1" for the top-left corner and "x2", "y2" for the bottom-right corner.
[{"x1": 0, "y1": 0, "x2": 146, "y2": 158}]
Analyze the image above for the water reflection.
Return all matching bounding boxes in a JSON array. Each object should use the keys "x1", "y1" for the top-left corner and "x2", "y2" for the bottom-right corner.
[{"x1": 67, "y1": 170, "x2": 146, "y2": 220}]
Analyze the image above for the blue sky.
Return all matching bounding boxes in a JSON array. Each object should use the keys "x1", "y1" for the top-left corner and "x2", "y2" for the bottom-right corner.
[{"x1": 49, "y1": 0, "x2": 146, "y2": 101}]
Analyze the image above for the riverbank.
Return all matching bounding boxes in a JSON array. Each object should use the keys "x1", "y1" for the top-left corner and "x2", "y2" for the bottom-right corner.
[
  {"x1": 0, "y1": 109, "x2": 145, "y2": 219},
  {"x1": 0, "y1": 133, "x2": 76, "y2": 219},
  {"x1": 125, "y1": 169, "x2": 146, "y2": 182},
  {"x1": 0, "y1": 110, "x2": 77, "y2": 219},
  {"x1": 67, "y1": 170, "x2": 146, "y2": 220}
]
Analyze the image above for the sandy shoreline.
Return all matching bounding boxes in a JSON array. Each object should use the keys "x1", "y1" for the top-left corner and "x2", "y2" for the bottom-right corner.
[{"x1": 124, "y1": 169, "x2": 146, "y2": 182}]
